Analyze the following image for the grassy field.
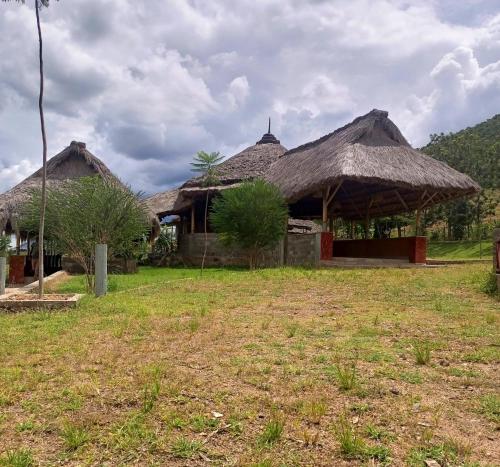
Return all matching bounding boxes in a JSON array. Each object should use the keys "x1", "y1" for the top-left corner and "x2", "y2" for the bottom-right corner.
[
  {"x1": 428, "y1": 241, "x2": 493, "y2": 260},
  {"x1": 0, "y1": 265, "x2": 498, "y2": 466}
]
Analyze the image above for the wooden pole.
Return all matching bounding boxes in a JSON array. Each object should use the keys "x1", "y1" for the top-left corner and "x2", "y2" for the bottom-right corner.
[
  {"x1": 191, "y1": 203, "x2": 195, "y2": 234},
  {"x1": 415, "y1": 208, "x2": 421, "y2": 236},
  {"x1": 322, "y1": 190, "x2": 328, "y2": 232},
  {"x1": 95, "y1": 244, "x2": 107, "y2": 297},
  {"x1": 16, "y1": 231, "x2": 21, "y2": 255},
  {"x1": 0, "y1": 256, "x2": 6, "y2": 296}
]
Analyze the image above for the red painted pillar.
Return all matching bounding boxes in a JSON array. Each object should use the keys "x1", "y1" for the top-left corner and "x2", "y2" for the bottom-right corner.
[
  {"x1": 409, "y1": 237, "x2": 427, "y2": 264},
  {"x1": 8, "y1": 256, "x2": 25, "y2": 284},
  {"x1": 320, "y1": 232, "x2": 334, "y2": 260}
]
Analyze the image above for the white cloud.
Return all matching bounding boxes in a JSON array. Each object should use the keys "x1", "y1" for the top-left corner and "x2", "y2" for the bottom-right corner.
[{"x1": 0, "y1": 0, "x2": 499, "y2": 193}]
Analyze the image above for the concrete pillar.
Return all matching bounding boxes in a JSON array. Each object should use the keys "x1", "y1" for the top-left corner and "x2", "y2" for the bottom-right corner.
[
  {"x1": 95, "y1": 244, "x2": 107, "y2": 297},
  {"x1": 0, "y1": 257, "x2": 6, "y2": 296}
]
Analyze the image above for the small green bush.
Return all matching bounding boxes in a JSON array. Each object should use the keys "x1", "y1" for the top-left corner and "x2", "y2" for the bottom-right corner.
[
  {"x1": 413, "y1": 341, "x2": 432, "y2": 365},
  {"x1": 258, "y1": 416, "x2": 284, "y2": 447}
]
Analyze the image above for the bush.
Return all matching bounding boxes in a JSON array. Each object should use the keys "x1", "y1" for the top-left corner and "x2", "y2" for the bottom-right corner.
[
  {"x1": 210, "y1": 179, "x2": 288, "y2": 269},
  {"x1": 21, "y1": 176, "x2": 149, "y2": 292}
]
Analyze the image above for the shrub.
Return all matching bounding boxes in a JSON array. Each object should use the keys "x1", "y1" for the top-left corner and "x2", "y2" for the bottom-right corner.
[
  {"x1": 21, "y1": 176, "x2": 149, "y2": 292},
  {"x1": 333, "y1": 361, "x2": 357, "y2": 390},
  {"x1": 258, "y1": 416, "x2": 284, "y2": 447},
  {"x1": 210, "y1": 179, "x2": 288, "y2": 269},
  {"x1": 413, "y1": 341, "x2": 432, "y2": 365}
]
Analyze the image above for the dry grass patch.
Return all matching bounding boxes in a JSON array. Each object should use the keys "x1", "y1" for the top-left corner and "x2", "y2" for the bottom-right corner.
[{"x1": 0, "y1": 265, "x2": 498, "y2": 465}]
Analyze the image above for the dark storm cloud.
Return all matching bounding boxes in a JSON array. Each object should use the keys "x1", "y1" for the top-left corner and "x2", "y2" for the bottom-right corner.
[{"x1": 0, "y1": 0, "x2": 499, "y2": 193}]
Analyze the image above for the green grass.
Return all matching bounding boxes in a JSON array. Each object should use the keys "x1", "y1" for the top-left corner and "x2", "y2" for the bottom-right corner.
[
  {"x1": 427, "y1": 240, "x2": 493, "y2": 260},
  {"x1": 0, "y1": 264, "x2": 497, "y2": 465}
]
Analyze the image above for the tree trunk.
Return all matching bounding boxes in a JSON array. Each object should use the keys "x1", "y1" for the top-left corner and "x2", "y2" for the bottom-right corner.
[
  {"x1": 36, "y1": 0, "x2": 47, "y2": 299},
  {"x1": 201, "y1": 189, "x2": 209, "y2": 275}
]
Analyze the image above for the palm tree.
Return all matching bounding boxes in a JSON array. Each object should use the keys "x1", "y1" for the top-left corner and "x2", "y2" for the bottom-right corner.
[
  {"x1": 2, "y1": 0, "x2": 54, "y2": 297},
  {"x1": 190, "y1": 151, "x2": 223, "y2": 274}
]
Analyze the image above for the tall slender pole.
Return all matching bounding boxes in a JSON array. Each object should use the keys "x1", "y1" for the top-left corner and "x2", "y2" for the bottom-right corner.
[
  {"x1": 95, "y1": 244, "x2": 107, "y2": 297},
  {"x1": 0, "y1": 257, "x2": 6, "y2": 296},
  {"x1": 36, "y1": 0, "x2": 47, "y2": 298}
]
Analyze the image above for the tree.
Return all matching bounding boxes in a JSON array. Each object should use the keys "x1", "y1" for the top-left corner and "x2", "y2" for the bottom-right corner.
[
  {"x1": 21, "y1": 176, "x2": 150, "y2": 292},
  {"x1": 190, "y1": 151, "x2": 223, "y2": 273},
  {"x1": 210, "y1": 179, "x2": 288, "y2": 269},
  {"x1": 2, "y1": 0, "x2": 56, "y2": 297}
]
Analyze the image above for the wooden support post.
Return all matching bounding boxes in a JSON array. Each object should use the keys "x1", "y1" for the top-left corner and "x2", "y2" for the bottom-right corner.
[
  {"x1": 95, "y1": 244, "x2": 107, "y2": 298},
  {"x1": 0, "y1": 256, "x2": 5, "y2": 296},
  {"x1": 190, "y1": 203, "x2": 195, "y2": 234},
  {"x1": 322, "y1": 190, "x2": 328, "y2": 231},
  {"x1": 415, "y1": 208, "x2": 421, "y2": 236},
  {"x1": 16, "y1": 231, "x2": 21, "y2": 255}
]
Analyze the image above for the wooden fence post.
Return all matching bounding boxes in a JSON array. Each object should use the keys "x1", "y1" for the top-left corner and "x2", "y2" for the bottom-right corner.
[
  {"x1": 95, "y1": 244, "x2": 107, "y2": 297},
  {"x1": 0, "y1": 257, "x2": 6, "y2": 296}
]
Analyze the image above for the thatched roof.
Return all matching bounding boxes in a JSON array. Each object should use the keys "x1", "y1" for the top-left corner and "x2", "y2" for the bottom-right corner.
[
  {"x1": 145, "y1": 188, "x2": 191, "y2": 218},
  {"x1": 266, "y1": 109, "x2": 480, "y2": 219},
  {"x1": 0, "y1": 141, "x2": 159, "y2": 234},
  {"x1": 148, "y1": 130, "x2": 287, "y2": 216},
  {"x1": 182, "y1": 132, "x2": 287, "y2": 188}
]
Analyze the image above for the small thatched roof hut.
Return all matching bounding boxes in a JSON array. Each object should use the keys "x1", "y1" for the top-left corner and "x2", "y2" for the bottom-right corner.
[
  {"x1": 147, "y1": 126, "x2": 287, "y2": 217},
  {"x1": 0, "y1": 141, "x2": 159, "y2": 235},
  {"x1": 265, "y1": 109, "x2": 480, "y2": 220}
]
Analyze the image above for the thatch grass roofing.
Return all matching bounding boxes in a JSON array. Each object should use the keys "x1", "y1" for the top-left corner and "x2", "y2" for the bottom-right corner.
[
  {"x1": 0, "y1": 141, "x2": 159, "y2": 234},
  {"x1": 265, "y1": 109, "x2": 480, "y2": 219},
  {"x1": 182, "y1": 138, "x2": 287, "y2": 189},
  {"x1": 149, "y1": 132, "x2": 287, "y2": 216}
]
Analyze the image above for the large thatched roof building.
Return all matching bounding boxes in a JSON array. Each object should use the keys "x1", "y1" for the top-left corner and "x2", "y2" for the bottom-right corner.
[
  {"x1": 146, "y1": 111, "x2": 480, "y2": 267},
  {"x1": 265, "y1": 109, "x2": 480, "y2": 221},
  {"x1": 0, "y1": 141, "x2": 159, "y2": 235}
]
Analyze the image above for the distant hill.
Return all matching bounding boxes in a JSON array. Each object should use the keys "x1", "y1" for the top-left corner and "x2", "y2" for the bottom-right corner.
[{"x1": 421, "y1": 114, "x2": 499, "y2": 189}]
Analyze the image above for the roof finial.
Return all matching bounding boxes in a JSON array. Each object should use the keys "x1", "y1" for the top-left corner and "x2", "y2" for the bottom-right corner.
[{"x1": 268, "y1": 117, "x2": 271, "y2": 134}]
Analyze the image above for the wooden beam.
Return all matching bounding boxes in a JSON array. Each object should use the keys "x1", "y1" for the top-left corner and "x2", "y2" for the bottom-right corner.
[
  {"x1": 415, "y1": 208, "x2": 421, "y2": 236},
  {"x1": 322, "y1": 189, "x2": 328, "y2": 231},
  {"x1": 326, "y1": 181, "x2": 343, "y2": 206},
  {"x1": 420, "y1": 192, "x2": 438, "y2": 209},
  {"x1": 394, "y1": 189, "x2": 409, "y2": 211},
  {"x1": 190, "y1": 203, "x2": 195, "y2": 233},
  {"x1": 341, "y1": 185, "x2": 363, "y2": 218}
]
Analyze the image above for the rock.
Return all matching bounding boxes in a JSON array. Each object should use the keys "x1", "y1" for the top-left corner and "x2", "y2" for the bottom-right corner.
[
  {"x1": 424, "y1": 460, "x2": 440, "y2": 467},
  {"x1": 390, "y1": 387, "x2": 400, "y2": 395},
  {"x1": 212, "y1": 411, "x2": 223, "y2": 418}
]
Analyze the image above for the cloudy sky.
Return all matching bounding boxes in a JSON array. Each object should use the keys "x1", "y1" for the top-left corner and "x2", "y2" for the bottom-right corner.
[{"x1": 0, "y1": 0, "x2": 499, "y2": 195}]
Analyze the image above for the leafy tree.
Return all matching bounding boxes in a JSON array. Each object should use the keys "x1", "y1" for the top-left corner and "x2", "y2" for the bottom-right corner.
[
  {"x1": 0, "y1": 235, "x2": 10, "y2": 257},
  {"x1": 210, "y1": 179, "x2": 288, "y2": 269},
  {"x1": 422, "y1": 114, "x2": 500, "y2": 240},
  {"x1": 21, "y1": 176, "x2": 150, "y2": 292},
  {"x1": 190, "y1": 151, "x2": 223, "y2": 273},
  {"x1": 2, "y1": 0, "x2": 57, "y2": 297}
]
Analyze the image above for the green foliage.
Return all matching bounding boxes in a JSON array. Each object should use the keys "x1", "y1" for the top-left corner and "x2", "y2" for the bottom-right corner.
[
  {"x1": 170, "y1": 437, "x2": 203, "y2": 459},
  {"x1": 0, "y1": 449, "x2": 34, "y2": 467},
  {"x1": 257, "y1": 416, "x2": 284, "y2": 447},
  {"x1": 413, "y1": 340, "x2": 432, "y2": 365},
  {"x1": 478, "y1": 394, "x2": 500, "y2": 423},
  {"x1": 333, "y1": 360, "x2": 357, "y2": 390},
  {"x1": 422, "y1": 115, "x2": 500, "y2": 240},
  {"x1": 0, "y1": 235, "x2": 10, "y2": 257},
  {"x1": 152, "y1": 226, "x2": 177, "y2": 258},
  {"x1": 190, "y1": 150, "x2": 224, "y2": 187},
  {"x1": 61, "y1": 423, "x2": 89, "y2": 451},
  {"x1": 210, "y1": 179, "x2": 288, "y2": 268},
  {"x1": 21, "y1": 176, "x2": 149, "y2": 291}
]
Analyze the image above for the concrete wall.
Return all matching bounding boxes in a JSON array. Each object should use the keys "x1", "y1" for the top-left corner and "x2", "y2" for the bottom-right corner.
[
  {"x1": 285, "y1": 233, "x2": 320, "y2": 267},
  {"x1": 177, "y1": 233, "x2": 320, "y2": 267}
]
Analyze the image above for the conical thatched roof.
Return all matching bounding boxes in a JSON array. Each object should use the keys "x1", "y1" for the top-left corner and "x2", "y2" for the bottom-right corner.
[
  {"x1": 0, "y1": 141, "x2": 159, "y2": 234},
  {"x1": 266, "y1": 109, "x2": 480, "y2": 219},
  {"x1": 148, "y1": 130, "x2": 287, "y2": 216},
  {"x1": 182, "y1": 132, "x2": 287, "y2": 188}
]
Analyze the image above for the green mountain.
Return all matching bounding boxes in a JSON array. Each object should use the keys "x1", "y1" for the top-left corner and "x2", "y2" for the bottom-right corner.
[{"x1": 421, "y1": 114, "x2": 500, "y2": 189}]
